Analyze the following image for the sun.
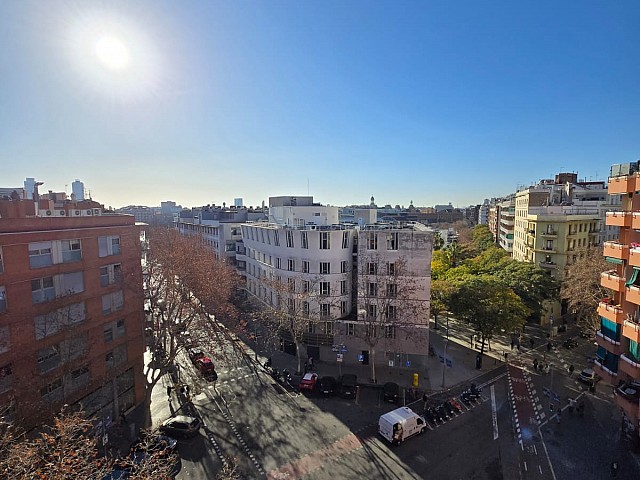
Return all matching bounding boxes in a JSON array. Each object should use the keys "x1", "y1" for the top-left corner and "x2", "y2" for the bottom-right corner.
[{"x1": 95, "y1": 35, "x2": 130, "y2": 71}]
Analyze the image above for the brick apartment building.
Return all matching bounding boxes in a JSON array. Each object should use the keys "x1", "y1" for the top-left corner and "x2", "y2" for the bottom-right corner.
[{"x1": 0, "y1": 196, "x2": 145, "y2": 428}]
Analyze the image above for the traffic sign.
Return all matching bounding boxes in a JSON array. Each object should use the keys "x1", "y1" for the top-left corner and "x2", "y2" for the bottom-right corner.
[
  {"x1": 339, "y1": 345, "x2": 348, "y2": 353},
  {"x1": 358, "y1": 354, "x2": 364, "y2": 362},
  {"x1": 336, "y1": 353, "x2": 343, "y2": 363}
]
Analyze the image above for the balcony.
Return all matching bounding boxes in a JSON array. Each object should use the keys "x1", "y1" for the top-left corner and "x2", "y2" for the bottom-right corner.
[
  {"x1": 604, "y1": 242, "x2": 629, "y2": 262},
  {"x1": 606, "y1": 211, "x2": 632, "y2": 228},
  {"x1": 536, "y1": 247, "x2": 557, "y2": 254},
  {"x1": 622, "y1": 320, "x2": 640, "y2": 344},
  {"x1": 608, "y1": 175, "x2": 636, "y2": 195},
  {"x1": 619, "y1": 354, "x2": 640, "y2": 380},
  {"x1": 632, "y1": 213, "x2": 640, "y2": 231},
  {"x1": 539, "y1": 261, "x2": 556, "y2": 270},
  {"x1": 598, "y1": 301, "x2": 625, "y2": 324},
  {"x1": 627, "y1": 285, "x2": 640, "y2": 305},
  {"x1": 614, "y1": 381, "x2": 640, "y2": 421},
  {"x1": 601, "y1": 271, "x2": 625, "y2": 292},
  {"x1": 540, "y1": 230, "x2": 557, "y2": 238},
  {"x1": 595, "y1": 331, "x2": 624, "y2": 356},
  {"x1": 593, "y1": 361, "x2": 618, "y2": 385}
]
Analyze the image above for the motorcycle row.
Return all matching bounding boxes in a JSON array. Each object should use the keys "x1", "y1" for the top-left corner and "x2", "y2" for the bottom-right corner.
[
  {"x1": 424, "y1": 384, "x2": 483, "y2": 425},
  {"x1": 263, "y1": 358, "x2": 295, "y2": 388}
]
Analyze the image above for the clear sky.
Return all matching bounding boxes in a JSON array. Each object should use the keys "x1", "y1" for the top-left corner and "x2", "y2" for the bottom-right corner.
[{"x1": 1, "y1": 1, "x2": 639, "y2": 210}]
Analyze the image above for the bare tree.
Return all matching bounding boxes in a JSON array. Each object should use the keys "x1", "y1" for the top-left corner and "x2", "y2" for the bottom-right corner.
[
  {"x1": 561, "y1": 246, "x2": 611, "y2": 333},
  {"x1": 354, "y1": 253, "x2": 429, "y2": 383},
  {"x1": 0, "y1": 409, "x2": 176, "y2": 479},
  {"x1": 258, "y1": 271, "x2": 341, "y2": 374},
  {"x1": 142, "y1": 228, "x2": 241, "y2": 425}
]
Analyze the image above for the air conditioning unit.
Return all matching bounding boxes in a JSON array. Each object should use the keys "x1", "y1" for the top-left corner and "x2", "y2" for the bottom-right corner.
[
  {"x1": 59, "y1": 210, "x2": 66, "y2": 216},
  {"x1": 74, "y1": 210, "x2": 81, "y2": 216},
  {"x1": 93, "y1": 209, "x2": 100, "y2": 215},
  {"x1": 46, "y1": 210, "x2": 52, "y2": 216},
  {"x1": 87, "y1": 209, "x2": 93, "y2": 216}
]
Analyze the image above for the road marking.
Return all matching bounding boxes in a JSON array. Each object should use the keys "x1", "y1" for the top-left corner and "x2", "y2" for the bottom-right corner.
[{"x1": 491, "y1": 385, "x2": 499, "y2": 440}]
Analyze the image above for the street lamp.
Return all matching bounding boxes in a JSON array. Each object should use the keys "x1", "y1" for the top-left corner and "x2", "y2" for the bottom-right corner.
[{"x1": 441, "y1": 314, "x2": 449, "y2": 388}]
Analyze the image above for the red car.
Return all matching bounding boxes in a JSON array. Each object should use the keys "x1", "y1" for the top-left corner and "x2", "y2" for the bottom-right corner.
[
  {"x1": 195, "y1": 356, "x2": 215, "y2": 374},
  {"x1": 299, "y1": 373, "x2": 318, "y2": 392}
]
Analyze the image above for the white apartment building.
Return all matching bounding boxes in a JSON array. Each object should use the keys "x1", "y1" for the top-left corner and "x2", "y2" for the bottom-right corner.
[{"x1": 240, "y1": 196, "x2": 432, "y2": 372}]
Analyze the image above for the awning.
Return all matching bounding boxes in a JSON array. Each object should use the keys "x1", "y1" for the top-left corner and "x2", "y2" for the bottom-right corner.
[
  {"x1": 626, "y1": 267, "x2": 640, "y2": 287},
  {"x1": 606, "y1": 257, "x2": 624, "y2": 264}
]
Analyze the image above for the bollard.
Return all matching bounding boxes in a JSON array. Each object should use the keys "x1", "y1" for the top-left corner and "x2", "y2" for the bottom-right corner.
[
  {"x1": 412, "y1": 373, "x2": 419, "y2": 388},
  {"x1": 355, "y1": 385, "x2": 360, "y2": 405}
]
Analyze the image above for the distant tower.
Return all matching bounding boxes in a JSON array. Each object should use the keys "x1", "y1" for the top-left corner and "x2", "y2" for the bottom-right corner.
[
  {"x1": 234, "y1": 198, "x2": 243, "y2": 207},
  {"x1": 72, "y1": 179, "x2": 85, "y2": 201},
  {"x1": 370, "y1": 195, "x2": 376, "y2": 208},
  {"x1": 24, "y1": 177, "x2": 36, "y2": 199}
]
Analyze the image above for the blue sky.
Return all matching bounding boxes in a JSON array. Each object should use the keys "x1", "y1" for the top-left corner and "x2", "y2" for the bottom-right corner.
[{"x1": 1, "y1": 1, "x2": 639, "y2": 209}]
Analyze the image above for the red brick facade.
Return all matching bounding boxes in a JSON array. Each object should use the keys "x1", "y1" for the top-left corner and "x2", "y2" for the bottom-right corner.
[{"x1": 0, "y1": 199, "x2": 145, "y2": 427}]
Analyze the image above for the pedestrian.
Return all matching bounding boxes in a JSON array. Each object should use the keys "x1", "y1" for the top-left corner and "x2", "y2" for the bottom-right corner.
[
  {"x1": 422, "y1": 392, "x2": 428, "y2": 411},
  {"x1": 469, "y1": 334, "x2": 473, "y2": 347},
  {"x1": 533, "y1": 358, "x2": 539, "y2": 371},
  {"x1": 185, "y1": 384, "x2": 190, "y2": 396},
  {"x1": 308, "y1": 357, "x2": 314, "y2": 370},
  {"x1": 166, "y1": 385, "x2": 172, "y2": 399},
  {"x1": 556, "y1": 411, "x2": 561, "y2": 424},
  {"x1": 568, "y1": 364, "x2": 574, "y2": 376},
  {"x1": 504, "y1": 352, "x2": 509, "y2": 363},
  {"x1": 510, "y1": 340, "x2": 514, "y2": 351},
  {"x1": 180, "y1": 384, "x2": 186, "y2": 396},
  {"x1": 547, "y1": 341, "x2": 552, "y2": 352},
  {"x1": 529, "y1": 338, "x2": 534, "y2": 349}
]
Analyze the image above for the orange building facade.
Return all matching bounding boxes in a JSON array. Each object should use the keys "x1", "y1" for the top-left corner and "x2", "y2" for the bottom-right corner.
[
  {"x1": 0, "y1": 198, "x2": 145, "y2": 428},
  {"x1": 599, "y1": 162, "x2": 640, "y2": 442}
]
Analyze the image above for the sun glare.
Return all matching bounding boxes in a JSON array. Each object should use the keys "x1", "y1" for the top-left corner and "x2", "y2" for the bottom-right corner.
[{"x1": 95, "y1": 36, "x2": 130, "y2": 71}]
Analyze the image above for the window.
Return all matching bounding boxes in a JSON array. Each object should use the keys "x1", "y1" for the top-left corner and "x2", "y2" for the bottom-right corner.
[
  {"x1": 302, "y1": 261, "x2": 310, "y2": 273},
  {"x1": 102, "y1": 290, "x2": 124, "y2": 315},
  {"x1": 346, "y1": 323, "x2": 355, "y2": 336},
  {"x1": 342, "y1": 231, "x2": 349, "y2": 249},
  {"x1": 387, "y1": 305, "x2": 397, "y2": 320},
  {"x1": 288, "y1": 298, "x2": 295, "y2": 314},
  {"x1": 301, "y1": 231, "x2": 308, "y2": 249},
  {"x1": 320, "y1": 282, "x2": 330, "y2": 296},
  {"x1": 0, "y1": 364, "x2": 12, "y2": 394},
  {"x1": 341, "y1": 261, "x2": 348, "y2": 273},
  {"x1": 274, "y1": 231, "x2": 280, "y2": 246},
  {"x1": 0, "y1": 326, "x2": 9, "y2": 353},
  {"x1": 387, "y1": 262, "x2": 396, "y2": 275},
  {"x1": 307, "y1": 321, "x2": 314, "y2": 333},
  {"x1": 29, "y1": 242, "x2": 53, "y2": 268},
  {"x1": 367, "y1": 282, "x2": 377, "y2": 297},
  {"x1": 70, "y1": 366, "x2": 90, "y2": 390},
  {"x1": 341, "y1": 300, "x2": 348, "y2": 315},
  {"x1": 320, "y1": 303, "x2": 330, "y2": 318},
  {"x1": 303, "y1": 301, "x2": 310, "y2": 317},
  {"x1": 98, "y1": 236, "x2": 121, "y2": 257},
  {"x1": 0, "y1": 286, "x2": 6, "y2": 313},
  {"x1": 31, "y1": 276, "x2": 56, "y2": 303},
  {"x1": 40, "y1": 377, "x2": 63, "y2": 402},
  {"x1": 320, "y1": 262, "x2": 330, "y2": 275},
  {"x1": 61, "y1": 239, "x2": 82, "y2": 263},
  {"x1": 303, "y1": 280, "x2": 310, "y2": 293},
  {"x1": 100, "y1": 263, "x2": 123, "y2": 287},
  {"x1": 286, "y1": 231, "x2": 294, "y2": 248},
  {"x1": 340, "y1": 280, "x2": 347, "y2": 295},
  {"x1": 104, "y1": 319, "x2": 126, "y2": 343},
  {"x1": 387, "y1": 232, "x2": 398, "y2": 250},
  {"x1": 34, "y1": 272, "x2": 85, "y2": 303},
  {"x1": 320, "y1": 232, "x2": 330, "y2": 250},
  {"x1": 106, "y1": 344, "x2": 128, "y2": 368},
  {"x1": 367, "y1": 325, "x2": 378, "y2": 338},
  {"x1": 34, "y1": 302, "x2": 86, "y2": 340},
  {"x1": 288, "y1": 278, "x2": 295, "y2": 293},
  {"x1": 276, "y1": 257, "x2": 281, "y2": 269},
  {"x1": 368, "y1": 232, "x2": 378, "y2": 250},
  {"x1": 367, "y1": 262, "x2": 377, "y2": 275},
  {"x1": 385, "y1": 325, "x2": 396, "y2": 339},
  {"x1": 287, "y1": 259, "x2": 295, "y2": 272},
  {"x1": 387, "y1": 283, "x2": 397, "y2": 297},
  {"x1": 0, "y1": 247, "x2": 3, "y2": 274},
  {"x1": 367, "y1": 304, "x2": 377, "y2": 319},
  {"x1": 323, "y1": 322, "x2": 333, "y2": 335},
  {"x1": 37, "y1": 345, "x2": 60, "y2": 373}
]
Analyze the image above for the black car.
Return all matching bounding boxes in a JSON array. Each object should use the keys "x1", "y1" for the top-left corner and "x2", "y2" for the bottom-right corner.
[
  {"x1": 382, "y1": 382, "x2": 400, "y2": 404},
  {"x1": 319, "y1": 376, "x2": 337, "y2": 395},
  {"x1": 563, "y1": 338, "x2": 579, "y2": 349},
  {"x1": 159, "y1": 415, "x2": 201, "y2": 438},
  {"x1": 339, "y1": 374, "x2": 358, "y2": 398}
]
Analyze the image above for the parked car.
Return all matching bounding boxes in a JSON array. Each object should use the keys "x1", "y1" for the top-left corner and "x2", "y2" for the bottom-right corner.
[
  {"x1": 130, "y1": 434, "x2": 178, "y2": 458},
  {"x1": 578, "y1": 368, "x2": 600, "y2": 387},
  {"x1": 299, "y1": 373, "x2": 319, "y2": 392},
  {"x1": 319, "y1": 376, "x2": 337, "y2": 395},
  {"x1": 339, "y1": 374, "x2": 358, "y2": 398},
  {"x1": 188, "y1": 347, "x2": 205, "y2": 364},
  {"x1": 195, "y1": 356, "x2": 215, "y2": 374},
  {"x1": 159, "y1": 415, "x2": 201, "y2": 438},
  {"x1": 562, "y1": 338, "x2": 579, "y2": 349},
  {"x1": 382, "y1": 382, "x2": 400, "y2": 404}
]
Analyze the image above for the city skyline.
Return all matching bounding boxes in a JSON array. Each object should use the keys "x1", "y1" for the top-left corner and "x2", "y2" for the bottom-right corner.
[{"x1": 1, "y1": 1, "x2": 638, "y2": 209}]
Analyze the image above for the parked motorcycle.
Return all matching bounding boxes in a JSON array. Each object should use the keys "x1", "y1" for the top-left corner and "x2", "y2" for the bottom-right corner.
[{"x1": 447, "y1": 399, "x2": 463, "y2": 414}]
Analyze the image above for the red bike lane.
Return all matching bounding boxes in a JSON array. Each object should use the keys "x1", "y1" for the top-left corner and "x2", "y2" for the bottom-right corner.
[{"x1": 507, "y1": 364, "x2": 538, "y2": 445}]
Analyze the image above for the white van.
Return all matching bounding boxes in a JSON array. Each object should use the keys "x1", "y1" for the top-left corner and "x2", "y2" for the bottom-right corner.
[{"x1": 378, "y1": 407, "x2": 427, "y2": 445}]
